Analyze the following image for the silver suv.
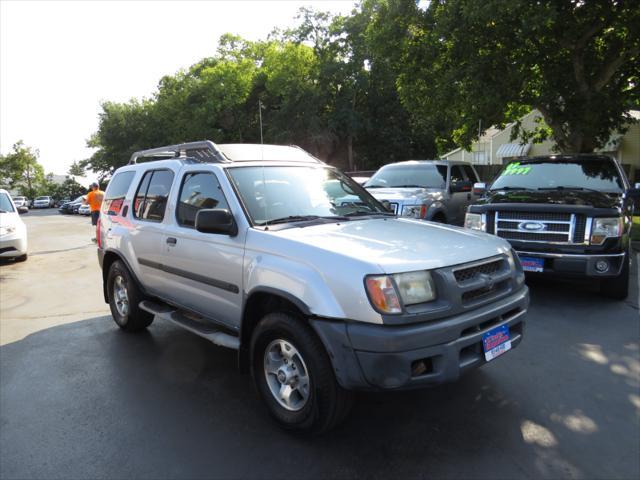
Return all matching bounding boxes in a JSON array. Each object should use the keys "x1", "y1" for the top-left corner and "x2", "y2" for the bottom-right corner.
[
  {"x1": 365, "y1": 160, "x2": 481, "y2": 225},
  {"x1": 97, "y1": 141, "x2": 529, "y2": 433}
]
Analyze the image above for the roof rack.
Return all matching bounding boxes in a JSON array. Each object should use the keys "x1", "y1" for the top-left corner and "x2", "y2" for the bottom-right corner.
[{"x1": 128, "y1": 140, "x2": 229, "y2": 165}]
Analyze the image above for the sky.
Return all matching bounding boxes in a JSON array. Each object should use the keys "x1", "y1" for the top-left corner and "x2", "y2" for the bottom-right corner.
[{"x1": 0, "y1": 0, "x2": 357, "y2": 179}]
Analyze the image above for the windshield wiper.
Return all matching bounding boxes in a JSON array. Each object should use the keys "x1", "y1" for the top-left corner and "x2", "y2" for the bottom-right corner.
[
  {"x1": 364, "y1": 185, "x2": 386, "y2": 188},
  {"x1": 261, "y1": 215, "x2": 352, "y2": 226},
  {"x1": 537, "y1": 186, "x2": 606, "y2": 194},
  {"x1": 489, "y1": 186, "x2": 536, "y2": 191},
  {"x1": 344, "y1": 210, "x2": 395, "y2": 217},
  {"x1": 391, "y1": 184, "x2": 428, "y2": 188}
]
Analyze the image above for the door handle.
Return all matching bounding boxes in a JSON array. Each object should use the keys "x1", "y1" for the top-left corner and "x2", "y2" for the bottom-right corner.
[{"x1": 166, "y1": 237, "x2": 177, "y2": 246}]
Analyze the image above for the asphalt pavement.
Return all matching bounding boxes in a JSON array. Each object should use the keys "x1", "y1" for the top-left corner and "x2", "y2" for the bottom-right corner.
[{"x1": 1, "y1": 210, "x2": 638, "y2": 479}]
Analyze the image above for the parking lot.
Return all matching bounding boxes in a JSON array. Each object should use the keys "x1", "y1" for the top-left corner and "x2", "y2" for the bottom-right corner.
[{"x1": 1, "y1": 209, "x2": 639, "y2": 479}]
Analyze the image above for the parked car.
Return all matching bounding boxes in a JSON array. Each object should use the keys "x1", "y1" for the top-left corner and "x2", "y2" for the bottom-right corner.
[
  {"x1": 364, "y1": 160, "x2": 481, "y2": 224},
  {"x1": 0, "y1": 189, "x2": 28, "y2": 262},
  {"x1": 54, "y1": 198, "x2": 70, "y2": 208},
  {"x1": 58, "y1": 196, "x2": 84, "y2": 214},
  {"x1": 78, "y1": 204, "x2": 91, "y2": 215},
  {"x1": 98, "y1": 140, "x2": 528, "y2": 433},
  {"x1": 33, "y1": 196, "x2": 54, "y2": 208},
  {"x1": 465, "y1": 154, "x2": 638, "y2": 299},
  {"x1": 11, "y1": 196, "x2": 29, "y2": 209}
]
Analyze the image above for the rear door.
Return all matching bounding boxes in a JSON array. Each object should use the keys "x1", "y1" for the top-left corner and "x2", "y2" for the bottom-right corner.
[
  {"x1": 449, "y1": 165, "x2": 472, "y2": 225},
  {"x1": 129, "y1": 168, "x2": 177, "y2": 295},
  {"x1": 158, "y1": 167, "x2": 245, "y2": 329}
]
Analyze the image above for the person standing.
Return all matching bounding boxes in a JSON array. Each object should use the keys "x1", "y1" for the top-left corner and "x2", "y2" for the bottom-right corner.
[{"x1": 84, "y1": 182, "x2": 105, "y2": 241}]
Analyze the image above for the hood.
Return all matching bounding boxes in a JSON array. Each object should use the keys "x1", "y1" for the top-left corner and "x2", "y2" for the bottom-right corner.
[
  {"x1": 478, "y1": 189, "x2": 622, "y2": 209},
  {"x1": 366, "y1": 187, "x2": 444, "y2": 203},
  {"x1": 266, "y1": 218, "x2": 509, "y2": 273},
  {"x1": 0, "y1": 211, "x2": 23, "y2": 228}
]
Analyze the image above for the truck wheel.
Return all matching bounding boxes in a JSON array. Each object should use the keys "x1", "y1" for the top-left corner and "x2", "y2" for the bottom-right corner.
[
  {"x1": 600, "y1": 253, "x2": 630, "y2": 300},
  {"x1": 107, "y1": 260, "x2": 153, "y2": 331},
  {"x1": 251, "y1": 312, "x2": 355, "y2": 434}
]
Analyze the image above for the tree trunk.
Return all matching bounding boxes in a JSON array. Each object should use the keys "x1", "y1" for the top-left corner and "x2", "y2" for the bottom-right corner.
[{"x1": 347, "y1": 135, "x2": 354, "y2": 171}]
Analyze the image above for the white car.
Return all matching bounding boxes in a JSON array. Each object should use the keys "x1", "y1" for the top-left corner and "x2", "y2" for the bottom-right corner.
[
  {"x1": 33, "y1": 196, "x2": 54, "y2": 208},
  {"x1": 78, "y1": 204, "x2": 91, "y2": 215},
  {"x1": 0, "y1": 189, "x2": 28, "y2": 262},
  {"x1": 11, "y1": 196, "x2": 29, "y2": 209}
]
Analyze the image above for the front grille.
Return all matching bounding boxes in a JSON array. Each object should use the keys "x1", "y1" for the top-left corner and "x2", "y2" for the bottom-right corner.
[
  {"x1": 454, "y1": 259, "x2": 503, "y2": 283},
  {"x1": 462, "y1": 280, "x2": 509, "y2": 303},
  {"x1": 494, "y1": 211, "x2": 585, "y2": 244}
]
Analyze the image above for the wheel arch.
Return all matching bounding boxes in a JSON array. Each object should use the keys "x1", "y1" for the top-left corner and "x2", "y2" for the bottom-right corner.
[{"x1": 101, "y1": 249, "x2": 146, "y2": 303}]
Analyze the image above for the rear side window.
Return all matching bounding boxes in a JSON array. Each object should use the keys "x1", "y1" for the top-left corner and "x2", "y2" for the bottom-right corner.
[
  {"x1": 176, "y1": 172, "x2": 229, "y2": 228},
  {"x1": 103, "y1": 171, "x2": 135, "y2": 216},
  {"x1": 133, "y1": 169, "x2": 174, "y2": 221}
]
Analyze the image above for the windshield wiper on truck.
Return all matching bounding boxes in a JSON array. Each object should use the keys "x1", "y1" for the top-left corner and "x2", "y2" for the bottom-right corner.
[
  {"x1": 261, "y1": 215, "x2": 351, "y2": 226},
  {"x1": 489, "y1": 186, "x2": 536, "y2": 191},
  {"x1": 537, "y1": 186, "x2": 608, "y2": 194},
  {"x1": 344, "y1": 210, "x2": 395, "y2": 217}
]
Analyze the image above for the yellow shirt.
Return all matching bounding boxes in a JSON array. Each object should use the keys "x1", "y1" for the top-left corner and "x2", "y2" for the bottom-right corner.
[{"x1": 86, "y1": 190, "x2": 105, "y2": 212}]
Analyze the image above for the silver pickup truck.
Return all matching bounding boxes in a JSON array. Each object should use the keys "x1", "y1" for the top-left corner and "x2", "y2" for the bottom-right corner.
[
  {"x1": 365, "y1": 160, "x2": 481, "y2": 225},
  {"x1": 97, "y1": 141, "x2": 529, "y2": 433}
]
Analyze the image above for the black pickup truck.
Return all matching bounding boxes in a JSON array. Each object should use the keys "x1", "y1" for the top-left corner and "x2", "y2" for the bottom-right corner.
[{"x1": 465, "y1": 155, "x2": 638, "y2": 299}]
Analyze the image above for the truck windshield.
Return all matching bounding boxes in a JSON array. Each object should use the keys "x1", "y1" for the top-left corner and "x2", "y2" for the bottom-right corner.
[
  {"x1": 365, "y1": 163, "x2": 448, "y2": 189},
  {"x1": 227, "y1": 166, "x2": 389, "y2": 226},
  {"x1": 0, "y1": 193, "x2": 15, "y2": 212},
  {"x1": 490, "y1": 158, "x2": 624, "y2": 193}
]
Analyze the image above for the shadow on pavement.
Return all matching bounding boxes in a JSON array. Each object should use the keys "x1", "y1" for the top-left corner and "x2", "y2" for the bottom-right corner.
[{"x1": 1, "y1": 290, "x2": 638, "y2": 480}]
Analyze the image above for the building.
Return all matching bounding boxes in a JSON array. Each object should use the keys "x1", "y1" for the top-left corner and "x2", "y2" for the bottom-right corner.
[{"x1": 441, "y1": 110, "x2": 640, "y2": 182}]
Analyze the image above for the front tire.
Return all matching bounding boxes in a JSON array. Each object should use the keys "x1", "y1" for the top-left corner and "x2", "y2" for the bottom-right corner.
[
  {"x1": 251, "y1": 312, "x2": 354, "y2": 434},
  {"x1": 600, "y1": 253, "x2": 630, "y2": 300},
  {"x1": 107, "y1": 260, "x2": 154, "y2": 331}
]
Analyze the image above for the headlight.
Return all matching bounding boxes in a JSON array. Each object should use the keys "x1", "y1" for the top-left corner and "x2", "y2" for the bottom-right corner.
[
  {"x1": 393, "y1": 271, "x2": 436, "y2": 305},
  {"x1": 365, "y1": 271, "x2": 436, "y2": 314},
  {"x1": 591, "y1": 217, "x2": 622, "y2": 245},
  {"x1": 0, "y1": 226, "x2": 16, "y2": 236},
  {"x1": 401, "y1": 204, "x2": 427, "y2": 219},
  {"x1": 465, "y1": 213, "x2": 484, "y2": 231}
]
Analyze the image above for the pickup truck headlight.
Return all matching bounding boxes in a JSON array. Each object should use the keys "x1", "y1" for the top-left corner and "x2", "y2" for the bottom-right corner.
[
  {"x1": 591, "y1": 217, "x2": 622, "y2": 245},
  {"x1": 465, "y1": 213, "x2": 484, "y2": 231},
  {"x1": 365, "y1": 271, "x2": 436, "y2": 314},
  {"x1": 401, "y1": 204, "x2": 427, "y2": 219}
]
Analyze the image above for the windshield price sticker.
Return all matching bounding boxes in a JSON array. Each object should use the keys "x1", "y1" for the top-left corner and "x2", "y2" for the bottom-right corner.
[{"x1": 502, "y1": 162, "x2": 532, "y2": 176}]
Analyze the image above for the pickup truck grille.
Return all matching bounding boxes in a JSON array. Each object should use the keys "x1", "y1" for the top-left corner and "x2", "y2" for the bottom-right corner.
[
  {"x1": 453, "y1": 259, "x2": 503, "y2": 283},
  {"x1": 492, "y1": 211, "x2": 585, "y2": 244}
]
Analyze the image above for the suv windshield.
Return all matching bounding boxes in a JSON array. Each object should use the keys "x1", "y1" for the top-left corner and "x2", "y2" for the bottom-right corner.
[
  {"x1": 228, "y1": 166, "x2": 388, "y2": 225},
  {"x1": 0, "y1": 193, "x2": 15, "y2": 212},
  {"x1": 491, "y1": 158, "x2": 624, "y2": 193},
  {"x1": 365, "y1": 163, "x2": 448, "y2": 189}
]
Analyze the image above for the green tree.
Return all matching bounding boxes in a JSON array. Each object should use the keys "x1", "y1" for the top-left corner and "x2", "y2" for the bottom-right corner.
[
  {"x1": 0, "y1": 140, "x2": 45, "y2": 198},
  {"x1": 68, "y1": 161, "x2": 85, "y2": 177},
  {"x1": 398, "y1": 0, "x2": 640, "y2": 154}
]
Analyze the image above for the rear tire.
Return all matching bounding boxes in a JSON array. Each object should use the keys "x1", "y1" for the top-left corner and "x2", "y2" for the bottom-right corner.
[
  {"x1": 107, "y1": 260, "x2": 154, "y2": 331},
  {"x1": 251, "y1": 312, "x2": 355, "y2": 434},
  {"x1": 600, "y1": 252, "x2": 630, "y2": 300}
]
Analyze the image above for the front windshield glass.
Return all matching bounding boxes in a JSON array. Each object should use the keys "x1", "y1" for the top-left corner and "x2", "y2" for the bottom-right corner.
[
  {"x1": 227, "y1": 166, "x2": 388, "y2": 225},
  {"x1": 490, "y1": 159, "x2": 624, "y2": 193},
  {"x1": 0, "y1": 193, "x2": 15, "y2": 212},
  {"x1": 365, "y1": 163, "x2": 448, "y2": 189}
]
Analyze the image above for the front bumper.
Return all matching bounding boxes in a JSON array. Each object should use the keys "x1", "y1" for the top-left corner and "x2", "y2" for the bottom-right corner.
[
  {"x1": 310, "y1": 286, "x2": 529, "y2": 391},
  {"x1": 0, "y1": 235, "x2": 27, "y2": 258},
  {"x1": 515, "y1": 250, "x2": 626, "y2": 278}
]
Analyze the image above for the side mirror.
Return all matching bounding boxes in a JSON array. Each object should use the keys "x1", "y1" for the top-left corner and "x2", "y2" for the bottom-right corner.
[
  {"x1": 473, "y1": 182, "x2": 487, "y2": 195},
  {"x1": 380, "y1": 200, "x2": 394, "y2": 213},
  {"x1": 195, "y1": 209, "x2": 237, "y2": 236},
  {"x1": 18, "y1": 206, "x2": 28, "y2": 214}
]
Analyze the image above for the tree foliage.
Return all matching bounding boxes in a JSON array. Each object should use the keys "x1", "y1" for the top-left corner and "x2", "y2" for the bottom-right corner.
[
  {"x1": 398, "y1": 0, "x2": 640, "y2": 153},
  {"x1": 0, "y1": 141, "x2": 46, "y2": 198}
]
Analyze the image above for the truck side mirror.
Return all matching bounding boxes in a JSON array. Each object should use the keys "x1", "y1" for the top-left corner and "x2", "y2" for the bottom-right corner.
[
  {"x1": 195, "y1": 209, "x2": 238, "y2": 236},
  {"x1": 473, "y1": 182, "x2": 487, "y2": 195}
]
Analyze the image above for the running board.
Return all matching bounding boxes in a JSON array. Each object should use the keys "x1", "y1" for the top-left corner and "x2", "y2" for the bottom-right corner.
[{"x1": 139, "y1": 300, "x2": 240, "y2": 350}]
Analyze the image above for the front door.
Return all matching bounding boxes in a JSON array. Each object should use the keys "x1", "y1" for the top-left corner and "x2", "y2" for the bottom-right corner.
[
  {"x1": 160, "y1": 169, "x2": 245, "y2": 330},
  {"x1": 449, "y1": 165, "x2": 472, "y2": 225}
]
